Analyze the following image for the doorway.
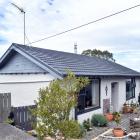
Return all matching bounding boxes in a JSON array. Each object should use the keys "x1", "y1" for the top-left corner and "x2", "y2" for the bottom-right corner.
[{"x1": 111, "y1": 82, "x2": 119, "y2": 112}]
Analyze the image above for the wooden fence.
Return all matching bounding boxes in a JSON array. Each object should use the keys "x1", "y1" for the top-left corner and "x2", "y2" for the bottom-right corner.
[
  {"x1": 0, "y1": 93, "x2": 36, "y2": 130},
  {"x1": 0, "y1": 93, "x2": 11, "y2": 123},
  {"x1": 12, "y1": 105, "x2": 36, "y2": 131}
]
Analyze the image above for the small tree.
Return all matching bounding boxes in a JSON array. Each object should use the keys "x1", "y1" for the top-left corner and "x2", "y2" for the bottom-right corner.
[
  {"x1": 32, "y1": 72, "x2": 89, "y2": 139},
  {"x1": 82, "y1": 49, "x2": 115, "y2": 62}
]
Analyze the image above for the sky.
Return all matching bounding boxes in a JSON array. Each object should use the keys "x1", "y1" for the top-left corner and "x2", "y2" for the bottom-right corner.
[{"x1": 0, "y1": 0, "x2": 140, "y2": 71}]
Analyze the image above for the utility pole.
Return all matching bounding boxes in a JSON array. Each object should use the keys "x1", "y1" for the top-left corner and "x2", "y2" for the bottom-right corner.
[{"x1": 11, "y1": 3, "x2": 26, "y2": 45}]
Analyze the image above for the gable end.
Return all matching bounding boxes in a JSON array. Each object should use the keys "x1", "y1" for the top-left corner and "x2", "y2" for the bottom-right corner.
[{"x1": 0, "y1": 51, "x2": 46, "y2": 74}]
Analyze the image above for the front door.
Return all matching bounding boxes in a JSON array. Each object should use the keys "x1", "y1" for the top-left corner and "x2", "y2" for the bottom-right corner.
[{"x1": 111, "y1": 82, "x2": 119, "y2": 112}]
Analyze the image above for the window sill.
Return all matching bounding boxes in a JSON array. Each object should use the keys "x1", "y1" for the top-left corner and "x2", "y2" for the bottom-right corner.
[
  {"x1": 77, "y1": 106, "x2": 101, "y2": 115},
  {"x1": 126, "y1": 96, "x2": 135, "y2": 101}
]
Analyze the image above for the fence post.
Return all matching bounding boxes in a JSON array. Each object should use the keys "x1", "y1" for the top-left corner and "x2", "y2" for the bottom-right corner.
[{"x1": 0, "y1": 93, "x2": 11, "y2": 123}]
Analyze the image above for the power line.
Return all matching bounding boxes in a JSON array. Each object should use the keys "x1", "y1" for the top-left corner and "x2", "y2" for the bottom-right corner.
[{"x1": 28, "y1": 4, "x2": 140, "y2": 45}]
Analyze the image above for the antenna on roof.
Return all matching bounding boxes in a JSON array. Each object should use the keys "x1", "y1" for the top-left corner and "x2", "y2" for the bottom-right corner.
[
  {"x1": 11, "y1": 3, "x2": 26, "y2": 45},
  {"x1": 74, "y1": 42, "x2": 77, "y2": 54}
]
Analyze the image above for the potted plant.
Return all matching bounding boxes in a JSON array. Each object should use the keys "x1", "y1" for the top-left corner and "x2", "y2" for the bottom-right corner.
[
  {"x1": 131, "y1": 103, "x2": 138, "y2": 114},
  {"x1": 112, "y1": 112, "x2": 124, "y2": 137},
  {"x1": 105, "y1": 108, "x2": 113, "y2": 121},
  {"x1": 122, "y1": 102, "x2": 132, "y2": 113}
]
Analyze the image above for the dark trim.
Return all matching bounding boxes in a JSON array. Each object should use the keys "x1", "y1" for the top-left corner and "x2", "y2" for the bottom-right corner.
[
  {"x1": 63, "y1": 74, "x2": 140, "y2": 78},
  {"x1": 77, "y1": 106, "x2": 101, "y2": 115}
]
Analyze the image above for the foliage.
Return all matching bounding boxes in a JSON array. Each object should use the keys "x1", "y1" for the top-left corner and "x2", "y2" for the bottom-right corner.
[
  {"x1": 130, "y1": 100, "x2": 138, "y2": 109},
  {"x1": 83, "y1": 119, "x2": 91, "y2": 131},
  {"x1": 113, "y1": 112, "x2": 121, "y2": 126},
  {"x1": 32, "y1": 72, "x2": 89, "y2": 139},
  {"x1": 82, "y1": 49, "x2": 115, "y2": 62},
  {"x1": 91, "y1": 114, "x2": 108, "y2": 127},
  {"x1": 79, "y1": 124, "x2": 86, "y2": 137},
  {"x1": 58, "y1": 120, "x2": 83, "y2": 139},
  {"x1": 5, "y1": 118, "x2": 14, "y2": 124}
]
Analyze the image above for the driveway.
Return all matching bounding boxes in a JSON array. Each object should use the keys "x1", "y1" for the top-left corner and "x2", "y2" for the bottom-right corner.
[{"x1": 0, "y1": 123, "x2": 37, "y2": 140}]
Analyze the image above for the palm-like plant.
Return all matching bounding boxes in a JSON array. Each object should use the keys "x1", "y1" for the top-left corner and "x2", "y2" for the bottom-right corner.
[{"x1": 113, "y1": 112, "x2": 121, "y2": 127}]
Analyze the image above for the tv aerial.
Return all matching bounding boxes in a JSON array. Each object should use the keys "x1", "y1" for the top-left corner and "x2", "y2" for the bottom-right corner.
[{"x1": 11, "y1": 3, "x2": 26, "y2": 45}]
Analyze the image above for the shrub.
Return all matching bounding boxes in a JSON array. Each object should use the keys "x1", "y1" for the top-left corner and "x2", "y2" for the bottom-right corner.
[
  {"x1": 79, "y1": 124, "x2": 86, "y2": 137},
  {"x1": 83, "y1": 119, "x2": 91, "y2": 131},
  {"x1": 32, "y1": 72, "x2": 89, "y2": 139},
  {"x1": 91, "y1": 114, "x2": 108, "y2": 127},
  {"x1": 58, "y1": 120, "x2": 83, "y2": 139}
]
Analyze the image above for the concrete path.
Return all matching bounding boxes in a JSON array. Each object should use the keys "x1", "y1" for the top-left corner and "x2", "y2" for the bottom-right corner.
[{"x1": 0, "y1": 123, "x2": 37, "y2": 140}]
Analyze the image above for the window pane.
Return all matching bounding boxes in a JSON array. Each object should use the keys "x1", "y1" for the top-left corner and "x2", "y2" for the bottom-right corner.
[
  {"x1": 85, "y1": 84, "x2": 92, "y2": 107},
  {"x1": 77, "y1": 79, "x2": 100, "y2": 112},
  {"x1": 92, "y1": 79, "x2": 100, "y2": 107},
  {"x1": 126, "y1": 78, "x2": 135, "y2": 100},
  {"x1": 78, "y1": 94, "x2": 85, "y2": 110}
]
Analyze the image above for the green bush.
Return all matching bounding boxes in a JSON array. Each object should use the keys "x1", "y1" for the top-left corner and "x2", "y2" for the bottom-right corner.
[
  {"x1": 58, "y1": 120, "x2": 83, "y2": 139},
  {"x1": 83, "y1": 119, "x2": 91, "y2": 131},
  {"x1": 91, "y1": 114, "x2": 107, "y2": 127},
  {"x1": 79, "y1": 124, "x2": 86, "y2": 137}
]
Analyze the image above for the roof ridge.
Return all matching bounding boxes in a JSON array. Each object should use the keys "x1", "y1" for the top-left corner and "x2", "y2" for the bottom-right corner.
[{"x1": 12, "y1": 43, "x2": 114, "y2": 61}]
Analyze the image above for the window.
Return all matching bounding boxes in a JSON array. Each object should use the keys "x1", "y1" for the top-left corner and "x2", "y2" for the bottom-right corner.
[
  {"x1": 126, "y1": 78, "x2": 135, "y2": 100},
  {"x1": 77, "y1": 79, "x2": 100, "y2": 114}
]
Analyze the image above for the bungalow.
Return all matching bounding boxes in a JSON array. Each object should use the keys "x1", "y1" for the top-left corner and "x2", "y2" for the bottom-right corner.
[{"x1": 0, "y1": 43, "x2": 140, "y2": 123}]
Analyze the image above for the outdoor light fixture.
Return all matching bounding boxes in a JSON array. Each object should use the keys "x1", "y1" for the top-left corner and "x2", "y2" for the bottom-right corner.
[{"x1": 105, "y1": 85, "x2": 108, "y2": 96}]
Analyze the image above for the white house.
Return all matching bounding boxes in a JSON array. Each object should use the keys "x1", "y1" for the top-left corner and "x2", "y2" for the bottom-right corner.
[{"x1": 0, "y1": 43, "x2": 140, "y2": 123}]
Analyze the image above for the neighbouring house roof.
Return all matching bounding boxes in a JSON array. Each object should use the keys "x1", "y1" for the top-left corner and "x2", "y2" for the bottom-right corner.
[{"x1": 0, "y1": 43, "x2": 140, "y2": 78}]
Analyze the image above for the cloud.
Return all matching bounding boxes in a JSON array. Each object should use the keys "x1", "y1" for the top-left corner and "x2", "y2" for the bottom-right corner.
[
  {"x1": 47, "y1": 0, "x2": 54, "y2": 6},
  {"x1": 0, "y1": 0, "x2": 140, "y2": 71}
]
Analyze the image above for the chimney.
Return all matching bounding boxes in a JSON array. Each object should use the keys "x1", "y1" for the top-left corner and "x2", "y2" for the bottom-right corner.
[{"x1": 74, "y1": 43, "x2": 77, "y2": 54}]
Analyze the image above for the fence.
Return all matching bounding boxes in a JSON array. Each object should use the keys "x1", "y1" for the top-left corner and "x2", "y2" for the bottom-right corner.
[
  {"x1": 0, "y1": 93, "x2": 36, "y2": 131},
  {"x1": 12, "y1": 105, "x2": 36, "y2": 131},
  {"x1": 0, "y1": 93, "x2": 11, "y2": 123}
]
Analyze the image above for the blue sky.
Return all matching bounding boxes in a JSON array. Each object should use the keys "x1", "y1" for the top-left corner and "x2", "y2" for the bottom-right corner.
[{"x1": 0, "y1": 0, "x2": 140, "y2": 71}]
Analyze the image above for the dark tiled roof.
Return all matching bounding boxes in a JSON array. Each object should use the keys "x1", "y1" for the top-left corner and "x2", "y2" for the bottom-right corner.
[{"x1": 13, "y1": 43, "x2": 140, "y2": 77}]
